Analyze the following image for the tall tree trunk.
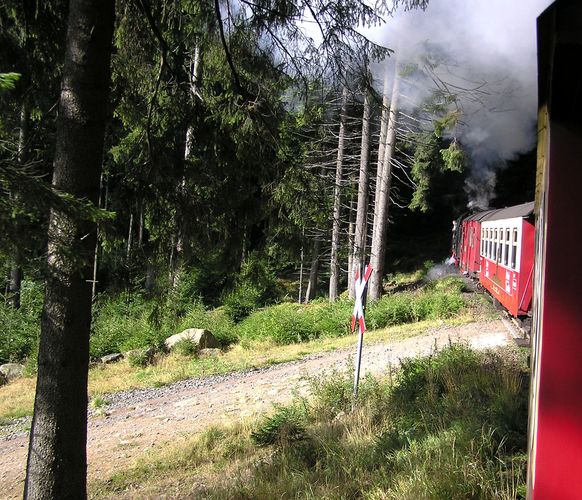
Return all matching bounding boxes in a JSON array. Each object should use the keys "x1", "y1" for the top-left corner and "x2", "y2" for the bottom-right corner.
[
  {"x1": 91, "y1": 173, "x2": 105, "y2": 302},
  {"x1": 184, "y1": 44, "x2": 202, "y2": 160},
  {"x1": 8, "y1": 253, "x2": 23, "y2": 309},
  {"x1": 298, "y1": 229, "x2": 305, "y2": 303},
  {"x1": 347, "y1": 193, "x2": 355, "y2": 296},
  {"x1": 24, "y1": 1, "x2": 115, "y2": 498},
  {"x1": 349, "y1": 89, "x2": 371, "y2": 299},
  {"x1": 373, "y1": 66, "x2": 391, "y2": 217},
  {"x1": 305, "y1": 238, "x2": 322, "y2": 303},
  {"x1": 138, "y1": 199, "x2": 144, "y2": 247},
  {"x1": 369, "y1": 62, "x2": 401, "y2": 301},
  {"x1": 126, "y1": 211, "x2": 134, "y2": 262},
  {"x1": 9, "y1": 99, "x2": 30, "y2": 309},
  {"x1": 240, "y1": 213, "x2": 248, "y2": 269},
  {"x1": 173, "y1": 45, "x2": 203, "y2": 290},
  {"x1": 329, "y1": 87, "x2": 348, "y2": 301}
]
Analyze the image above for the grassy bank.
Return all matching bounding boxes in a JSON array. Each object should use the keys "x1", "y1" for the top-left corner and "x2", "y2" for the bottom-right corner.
[
  {"x1": 0, "y1": 276, "x2": 493, "y2": 422},
  {"x1": 0, "y1": 313, "x2": 483, "y2": 423},
  {"x1": 91, "y1": 344, "x2": 529, "y2": 499}
]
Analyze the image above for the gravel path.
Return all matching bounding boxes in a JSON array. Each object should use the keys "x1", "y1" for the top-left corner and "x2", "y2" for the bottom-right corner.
[{"x1": 0, "y1": 319, "x2": 511, "y2": 498}]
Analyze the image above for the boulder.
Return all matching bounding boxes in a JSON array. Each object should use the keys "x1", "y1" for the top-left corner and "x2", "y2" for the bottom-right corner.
[
  {"x1": 164, "y1": 328, "x2": 220, "y2": 351},
  {"x1": 0, "y1": 363, "x2": 25, "y2": 383},
  {"x1": 0, "y1": 371, "x2": 7, "y2": 387},
  {"x1": 100, "y1": 353, "x2": 124, "y2": 364}
]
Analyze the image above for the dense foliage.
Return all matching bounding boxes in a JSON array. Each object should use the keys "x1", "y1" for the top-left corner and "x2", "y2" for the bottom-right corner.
[{"x1": 0, "y1": 276, "x2": 466, "y2": 363}]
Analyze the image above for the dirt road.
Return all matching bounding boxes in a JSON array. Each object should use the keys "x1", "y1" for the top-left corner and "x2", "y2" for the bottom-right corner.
[{"x1": 0, "y1": 320, "x2": 511, "y2": 498}]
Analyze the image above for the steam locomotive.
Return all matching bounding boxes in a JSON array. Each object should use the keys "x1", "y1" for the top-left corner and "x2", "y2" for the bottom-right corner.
[{"x1": 451, "y1": 201, "x2": 535, "y2": 325}]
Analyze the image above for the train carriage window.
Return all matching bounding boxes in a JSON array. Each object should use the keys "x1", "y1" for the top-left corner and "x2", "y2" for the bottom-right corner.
[
  {"x1": 494, "y1": 229, "x2": 498, "y2": 261},
  {"x1": 481, "y1": 228, "x2": 485, "y2": 255},
  {"x1": 504, "y1": 229, "x2": 510, "y2": 266},
  {"x1": 511, "y1": 228, "x2": 518, "y2": 269},
  {"x1": 488, "y1": 229, "x2": 492, "y2": 258},
  {"x1": 489, "y1": 230, "x2": 493, "y2": 258}
]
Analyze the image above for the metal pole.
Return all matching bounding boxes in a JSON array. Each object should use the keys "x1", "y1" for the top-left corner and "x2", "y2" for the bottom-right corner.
[
  {"x1": 353, "y1": 263, "x2": 367, "y2": 407},
  {"x1": 353, "y1": 326, "x2": 364, "y2": 402}
]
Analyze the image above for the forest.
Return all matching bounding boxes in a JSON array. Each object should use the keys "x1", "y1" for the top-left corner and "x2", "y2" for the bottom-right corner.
[{"x1": 0, "y1": 0, "x2": 536, "y2": 497}]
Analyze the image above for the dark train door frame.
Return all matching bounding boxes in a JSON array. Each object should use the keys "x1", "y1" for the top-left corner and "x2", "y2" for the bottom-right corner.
[{"x1": 528, "y1": 1, "x2": 582, "y2": 497}]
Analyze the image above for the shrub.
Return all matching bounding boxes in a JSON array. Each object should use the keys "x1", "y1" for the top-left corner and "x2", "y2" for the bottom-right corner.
[
  {"x1": 251, "y1": 405, "x2": 307, "y2": 447},
  {"x1": 0, "y1": 280, "x2": 43, "y2": 363},
  {"x1": 236, "y1": 300, "x2": 353, "y2": 345},
  {"x1": 367, "y1": 279, "x2": 466, "y2": 330},
  {"x1": 126, "y1": 348, "x2": 156, "y2": 368},
  {"x1": 172, "y1": 338, "x2": 199, "y2": 357},
  {"x1": 223, "y1": 282, "x2": 263, "y2": 323},
  {"x1": 178, "y1": 304, "x2": 237, "y2": 346},
  {"x1": 90, "y1": 293, "x2": 175, "y2": 358},
  {"x1": 223, "y1": 253, "x2": 281, "y2": 322}
]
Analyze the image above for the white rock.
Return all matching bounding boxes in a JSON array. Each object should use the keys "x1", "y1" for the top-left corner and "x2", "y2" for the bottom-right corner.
[
  {"x1": 164, "y1": 328, "x2": 220, "y2": 351},
  {"x1": 0, "y1": 363, "x2": 25, "y2": 382}
]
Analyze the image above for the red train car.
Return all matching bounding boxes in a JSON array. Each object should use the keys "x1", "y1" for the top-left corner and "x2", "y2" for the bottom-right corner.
[
  {"x1": 479, "y1": 202, "x2": 535, "y2": 317},
  {"x1": 454, "y1": 202, "x2": 535, "y2": 318}
]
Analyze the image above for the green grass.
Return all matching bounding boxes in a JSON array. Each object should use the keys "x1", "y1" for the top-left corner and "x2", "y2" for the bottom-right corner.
[
  {"x1": 0, "y1": 275, "x2": 468, "y2": 362},
  {"x1": 236, "y1": 276, "x2": 467, "y2": 346},
  {"x1": 91, "y1": 344, "x2": 529, "y2": 499},
  {"x1": 0, "y1": 275, "x2": 489, "y2": 423}
]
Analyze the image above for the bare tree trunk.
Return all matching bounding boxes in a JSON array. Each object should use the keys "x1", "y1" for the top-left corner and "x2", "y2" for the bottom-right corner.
[
  {"x1": 329, "y1": 87, "x2": 348, "y2": 301},
  {"x1": 172, "y1": 45, "x2": 203, "y2": 290},
  {"x1": 184, "y1": 44, "x2": 202, "y2": 160},
  {"x1": 240, "y1": 213, "x2": 248, "y2": 269},
  {"x1": 349, "y1": 89, "x2": 371, "y2": 299},
  {"x1": 369, "y1": 62, "x2": 401, "y2": 301},
  {"x1": 8, "y1": 254, "x2": 23, "y2": 309},
  {"x1": 126, "y1": 211, "x2": 134, "y2": 262},
  {"x1": 138, "y1": 200, "x2": 144, "y2": 247},
  {"x1": 145, "y1": 258, "x2": 156, "y2": 295},
  {"x1": 24, "y1": 1, "x2": 115, "y2": 498},
  {"x1": 305, "y1": 238, "x2": 322, "y2": 303},
  {"x1": 298, "y1": 229, "x2": 305, "y2": 303},
  {"x1": 91, "y1": 173, "x2": 104, "y2": 302},
  {"x1": 373, "y1": 66, "x2": 391, "y2": 217},
  {"x1": 347, "y1": 194, "x2": 355, "y2": 296},
  {"x1": 9, "y1": 99, "x2": 30, "y2": 309}
]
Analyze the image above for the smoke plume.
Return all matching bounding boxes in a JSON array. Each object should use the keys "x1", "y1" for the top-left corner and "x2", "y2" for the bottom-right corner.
[{"x1": 368, "y1": 0, "x2": 554, "y2": 208}]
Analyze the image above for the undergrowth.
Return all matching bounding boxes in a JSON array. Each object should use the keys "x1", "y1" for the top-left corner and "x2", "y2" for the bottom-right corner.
[
  {"x1": 92, "y1": 344, "x2": 529, "y2": 499},
  {"x1": 0, "y1": 281, "x2": 43, "y2": 364},
  {"x1": 237, "y1": 276, "x2": 466, "y2": 345},
  {"x1": 2, "y1": 275, "x2": 467, "y2": 363}
]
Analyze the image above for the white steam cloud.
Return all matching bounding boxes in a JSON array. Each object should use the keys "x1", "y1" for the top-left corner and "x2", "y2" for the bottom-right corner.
[{"x1": 367, "y1": 0, "x2": 554, "y2": 208}]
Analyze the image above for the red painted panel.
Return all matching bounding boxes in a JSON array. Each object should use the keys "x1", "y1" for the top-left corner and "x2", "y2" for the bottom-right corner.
[
  {"x1": 460, "y1": 220, "x2": 482, "y2": 276},
  {"x1": 518, "y1": 221, "x2": 535, "y2": 315}
]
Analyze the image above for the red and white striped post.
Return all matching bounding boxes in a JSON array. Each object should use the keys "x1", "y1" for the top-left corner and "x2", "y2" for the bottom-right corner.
[{"x1": 352, "y1": 263, "x2": 372, "y2": 404}]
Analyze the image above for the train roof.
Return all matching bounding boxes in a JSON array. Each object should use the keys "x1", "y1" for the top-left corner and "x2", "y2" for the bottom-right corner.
[{"x1": 464, "y1": 201, "x2": 534, "y2": 222}]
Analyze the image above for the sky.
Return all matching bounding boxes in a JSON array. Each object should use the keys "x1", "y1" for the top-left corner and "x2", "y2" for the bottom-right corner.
[{"x1": 365, "y1": 0, "x2": 555, "y2": 207}]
